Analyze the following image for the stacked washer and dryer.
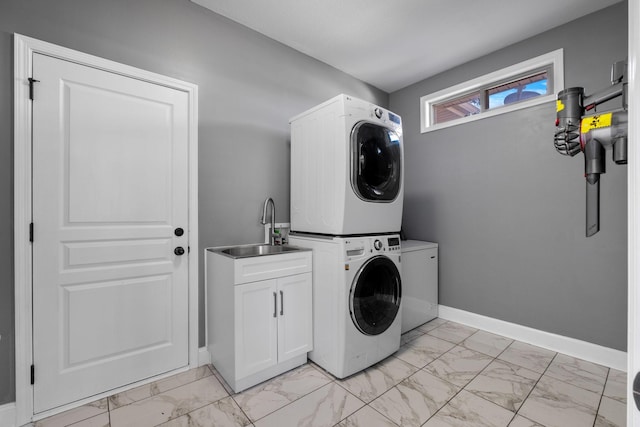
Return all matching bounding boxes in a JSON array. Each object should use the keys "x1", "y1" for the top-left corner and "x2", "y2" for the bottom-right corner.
[{"x1": 288, "y1": 94, "x2": 404, "y2": 378}]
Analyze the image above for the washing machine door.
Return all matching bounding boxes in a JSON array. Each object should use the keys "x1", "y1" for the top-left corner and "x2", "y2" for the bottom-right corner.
[
  {"x1": 351, "y1": 122, "x2": 402, "y2": 202},
  {"x1": 349, "y1": 255, "x2": 402, "y2": 336}
]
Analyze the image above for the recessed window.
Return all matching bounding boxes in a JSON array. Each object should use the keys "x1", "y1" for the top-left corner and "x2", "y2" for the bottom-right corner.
[{"x1": 421, "y1": 49, "x2": 564, "y2": 133}]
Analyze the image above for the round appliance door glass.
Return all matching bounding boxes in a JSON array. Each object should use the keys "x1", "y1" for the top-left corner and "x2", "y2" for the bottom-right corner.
[
  {"x1": 351, "y1": 122, "x2": 402, "y2": 201},
  {"x1": 350, "y1": 255, "x2": 402, "y2": 336}
]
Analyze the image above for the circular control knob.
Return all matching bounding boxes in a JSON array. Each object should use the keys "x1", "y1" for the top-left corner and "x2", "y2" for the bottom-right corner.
[
  {"x1": 374, "y1": 107, "x2": 383, "y2": 119},
  {"x1": 373, "y1": 240, "x2": 383, "y2": 251}
]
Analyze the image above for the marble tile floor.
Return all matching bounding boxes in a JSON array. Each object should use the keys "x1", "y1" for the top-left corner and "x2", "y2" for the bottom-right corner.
[{"x1": 34, "y1": 318, "x2": 627, "y2": 427}]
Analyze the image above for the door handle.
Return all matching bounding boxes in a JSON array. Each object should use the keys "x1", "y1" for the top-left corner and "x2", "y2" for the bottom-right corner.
[
  {"x1": 280, "y1": 290, "x2": 284, "y2": 316},
  {"x1": 273, "y1": 292, "x2": 277, "y2": 318},
  {"x1": 174, "y1": 247, "x2": 185, "y2": 256},
  {"x1": 174, "y1": 227, "x2": 184, "y2": 236}
]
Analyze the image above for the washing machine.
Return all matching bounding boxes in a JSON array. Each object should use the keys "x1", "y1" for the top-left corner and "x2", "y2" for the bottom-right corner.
[
  {"x1": 288, "y1": 233, "x2": 402, "y2": 378},
  {"x1": 290, "y1": 94, "x2": 403, "y2": 235}
]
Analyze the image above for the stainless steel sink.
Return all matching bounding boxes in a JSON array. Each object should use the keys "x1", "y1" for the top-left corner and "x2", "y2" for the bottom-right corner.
[{"x1": 216, "y1": 244, "x2": 306, "y2": 259}]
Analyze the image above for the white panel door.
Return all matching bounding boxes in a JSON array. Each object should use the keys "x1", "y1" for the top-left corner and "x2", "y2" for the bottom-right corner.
[
  {"x1": 31, "y1": 53, "x2": 190, "y2": 413},
  {"x1": 277, "y1": 273, "x2": 313, "y2": 362}
]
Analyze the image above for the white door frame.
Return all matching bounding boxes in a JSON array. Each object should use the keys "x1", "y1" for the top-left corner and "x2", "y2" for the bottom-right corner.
[
  {"x1": 13, "y1": 34, "x2": 199, "y2": 425},
  {"x1": 629, "y1": 0, "x2": 639, "y2": 424}
]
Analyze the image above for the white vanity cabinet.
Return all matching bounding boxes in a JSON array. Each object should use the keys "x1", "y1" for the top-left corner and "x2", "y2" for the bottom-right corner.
[
  {"x1": 234, "y1": 273, "x2": 312, "y2": 379},
  {"x1": 206, "y1": 247, "x2": 312, "y2": 392}
]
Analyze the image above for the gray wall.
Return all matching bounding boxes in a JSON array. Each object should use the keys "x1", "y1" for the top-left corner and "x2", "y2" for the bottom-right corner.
[
  {"x1": 0, "y1": 0, "x2": 387, "y2": 404},
  {"x1": 390, "y1": 2, "x2": 628, "y2": 351}
]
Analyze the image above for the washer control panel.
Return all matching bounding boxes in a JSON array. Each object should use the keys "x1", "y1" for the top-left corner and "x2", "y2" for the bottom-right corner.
[
  {"x1": 385, "y1": 236, "x2": 401, "y2": 252},
  {"x1": 369, "y1": 235, "x2": 401, "y2": 253},
  {"x1": 344, "y1": 234, "x2": 401, "y2": 260}
]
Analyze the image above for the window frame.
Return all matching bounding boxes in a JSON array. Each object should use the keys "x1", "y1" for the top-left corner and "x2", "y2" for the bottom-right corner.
[{"x1": 420, "y1": 49, "x2": 564, "y2": 133}]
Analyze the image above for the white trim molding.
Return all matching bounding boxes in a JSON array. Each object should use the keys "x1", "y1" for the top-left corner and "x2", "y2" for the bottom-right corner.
[
  {"x1": 439, "y1": 305, "x2": 627, "y2": 372},
  {"x1": 0, "y1": 403, "x2": 17, "y2": 427},
  {"x1": 420, "y1": 49, "x2": 564, "y2": 133},
  {"x1": 198, "y1": 347, "x2": 211, "y2": 367},
  {"x1": 13, "y1": 33, "x2": 199, "y2": 426},
  {"x1": 627, "y1": 0, "x2": 639, "y2": 424}
]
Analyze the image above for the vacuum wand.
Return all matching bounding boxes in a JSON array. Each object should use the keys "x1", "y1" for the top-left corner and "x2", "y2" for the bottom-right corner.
[
  {"x1": 553, "y1": 61, "x2": 627, "y2": 237},
  {"x1": 583, "y1": 138, "x2": 604, "y2": 236}
]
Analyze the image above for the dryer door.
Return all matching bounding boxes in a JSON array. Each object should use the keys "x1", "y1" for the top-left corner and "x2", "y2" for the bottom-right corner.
[
  {"x1": 350, "y1": 255, "x2": 402, "y2": 336},
  {"x1": 351, "y1": 122, "x2": 402, "y2": 202}
]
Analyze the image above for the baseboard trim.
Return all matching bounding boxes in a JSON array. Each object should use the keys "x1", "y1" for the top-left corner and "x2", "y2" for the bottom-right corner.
[
  {"x1": 438, "y1": 305, "x2": 627, "y2": 372},
  {"x1": 0, "y1": 402, "x2": 16, "y2": 427},
  {"x1": 198, "y1": 346, "x2": 211, "y2": 366}
]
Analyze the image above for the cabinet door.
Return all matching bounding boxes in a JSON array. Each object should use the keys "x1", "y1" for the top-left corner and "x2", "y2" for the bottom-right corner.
[
  {"x1": 401, "y1": 248, "x2": 439, "y2": 333},
  {"x1": 424, "y1": 248, "x2": 439, "y2": 318},
  {"x1": 235, "y1": 280, "x2": 278, "y2": 379},
  {"x1": 277, "y1": 273, "x2": 313, "y2": 362}
]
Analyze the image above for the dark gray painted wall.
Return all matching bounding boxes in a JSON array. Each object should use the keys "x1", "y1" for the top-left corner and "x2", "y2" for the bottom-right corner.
[
  {"x1": 390, "y1": 2, "x2": 628, "y2": 351},
  {"x1": 0, "y1": 0, "x2": 387, "y2": 404}
]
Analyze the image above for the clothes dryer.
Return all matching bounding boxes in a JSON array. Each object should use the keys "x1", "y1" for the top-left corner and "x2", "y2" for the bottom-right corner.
[
  {"x1": 290, "y1": 94, "x2": 403, "y2": 235},
  {"x1": 288, "y1": 233, "x2": 402, "y2": 378}
]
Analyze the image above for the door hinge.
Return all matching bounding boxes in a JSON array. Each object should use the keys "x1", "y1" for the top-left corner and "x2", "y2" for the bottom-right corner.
[
  {"x1": 29, "y1": 222, "x2": 34, "y2": 243},
  {"x1": 28, "y1": 77, "x2": 40, "y2": 101},
  {"x1": 30, "y1": 364, "x2": 35, "y2": 385}
]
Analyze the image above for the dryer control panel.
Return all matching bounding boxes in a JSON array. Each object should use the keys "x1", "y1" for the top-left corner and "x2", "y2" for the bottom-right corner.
[{"x1": 367, "y1": 104, "x2": 402, "y2": 131}]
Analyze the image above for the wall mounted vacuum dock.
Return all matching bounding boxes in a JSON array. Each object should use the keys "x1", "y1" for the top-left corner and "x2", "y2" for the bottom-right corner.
[{"x1": 553, "y1": 60, "x2": 628, "y2": 237}]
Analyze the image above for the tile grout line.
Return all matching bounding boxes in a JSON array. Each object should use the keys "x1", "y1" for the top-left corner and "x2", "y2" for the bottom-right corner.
[
  {"x1": 108, "y1": 365, "x2": 215, "y2": 414},
  {"x1": 229, "y1": 395, "x2": 254, "y2": 427},
  {"x1": 421, "y1": 336, "x2": 552, "y2": 426},
  {"x1": 347, "y1": 335, "x2": 453, "y2": 425},
  {"x1": 323, "y1": 323, "x2": 458, "y2": 426},
  {"x1": 511, "y1": 350, "x2": 558, "y2": 424},
  {"x1": 116, "y1": 366, "x2": 233, "y2": 427},
  {"x1": 591, "y1": 367, "x2": 611, "y2": 427},
  {"x1": 491, "y1": 339, "x2": 523, "y2": 426},
  {"x1": 463, "y1": 342, "x2": 613, "y2": 426},
  {"x1": 430, "y1": 339, "x2": 510, "y2": 424},
  {"x1": 209, "y1": 362, "x2": 259, "y2": 425},
  {"x1": 359, "y1": 399, "x2": 400, "y2": 427},
  {"x1": 515, "y1": 351, "x2": 610, "y2": 425},
  {"x1": 230, "y1": 368, "x2": 335, "y2": 424},
  {"x1": 107, "y1": 396, "x2": 113, "y2": 427},
  {"x1": 401, "y1": 330, "x2": 500, "y2": 425},
  {"x1": 399, "y1": 324, "x2": 504, "y2": 424}
]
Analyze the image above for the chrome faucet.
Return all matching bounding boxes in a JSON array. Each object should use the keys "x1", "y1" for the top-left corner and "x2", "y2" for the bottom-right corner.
[{"x1": 260, "y1": 197, "x2": 277, "y2": 245}]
